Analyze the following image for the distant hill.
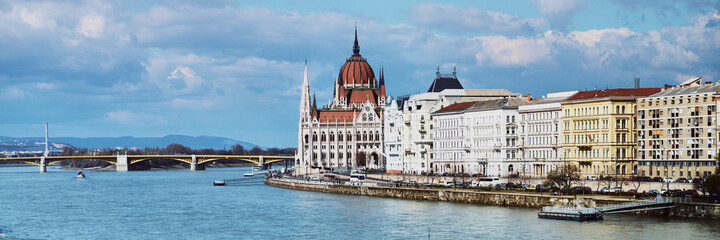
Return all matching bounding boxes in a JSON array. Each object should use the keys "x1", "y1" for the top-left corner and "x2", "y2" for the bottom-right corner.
[{"x1": 0, "y1": 135, "x2": 258, "y2": 150}]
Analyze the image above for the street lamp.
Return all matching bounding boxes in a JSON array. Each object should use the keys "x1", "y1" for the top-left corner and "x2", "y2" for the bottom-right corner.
[{"x1": 664, "y1": 147, "x2": 669, "y2": 193}]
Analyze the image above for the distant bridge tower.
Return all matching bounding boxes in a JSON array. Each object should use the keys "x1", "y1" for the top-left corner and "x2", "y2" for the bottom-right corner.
[{"x1": 40, "y1": 123, "x2": 48, "y2": 172}]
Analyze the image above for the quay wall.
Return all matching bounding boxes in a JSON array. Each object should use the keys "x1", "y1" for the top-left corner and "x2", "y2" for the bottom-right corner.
[{"x1": 266, "y1": 179, "x2": 720, "y2": 219}]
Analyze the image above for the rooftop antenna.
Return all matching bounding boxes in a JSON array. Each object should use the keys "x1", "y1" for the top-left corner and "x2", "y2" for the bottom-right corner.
[{"x1": 44, "y1": 123, "x2": 49, "y2": 157}]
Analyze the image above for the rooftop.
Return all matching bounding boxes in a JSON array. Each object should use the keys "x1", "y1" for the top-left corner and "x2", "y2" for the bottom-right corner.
[{"x1": 565, "y1": 88, "x2": 662, "y2": 101}]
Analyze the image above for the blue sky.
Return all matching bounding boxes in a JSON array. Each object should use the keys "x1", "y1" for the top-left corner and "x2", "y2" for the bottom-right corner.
[{"x1": 1, "y1": 0, "x2": 719, "y2": 148}]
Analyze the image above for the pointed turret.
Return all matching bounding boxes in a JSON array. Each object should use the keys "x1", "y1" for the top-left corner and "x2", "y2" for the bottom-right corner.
[
  {"x1": 352, "y1": 23, "x2": 360, "y2": 56},
  {"x1": 299, "y1": 60, "x2": 312, "y2": 120}
]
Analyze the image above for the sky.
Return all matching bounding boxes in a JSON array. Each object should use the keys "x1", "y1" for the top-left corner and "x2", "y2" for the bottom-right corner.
[{"x1": 1, "y1": 0, "x2": 719, "y2": 148}]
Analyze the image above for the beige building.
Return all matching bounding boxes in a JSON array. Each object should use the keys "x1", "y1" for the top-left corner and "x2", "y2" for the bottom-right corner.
[
  {"x1": 637, "y1": 77, "x2": 719, "y2": 179},
  {"x1": 561, "y1": 88, "x2": 661, "y2": 178}
]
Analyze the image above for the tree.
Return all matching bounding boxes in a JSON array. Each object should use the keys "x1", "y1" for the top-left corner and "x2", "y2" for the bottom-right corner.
[
  {"x1": 163, "y1": 143, "x2": 191, "y2": 155},
  {"x1": 545, "y1": 164, "x2": 581, "y2": 193},
  {"x1": 230, "y1": 144, "x2": 246, "y2": 155},
  {"x1": 61, "y1": 146, "x2": 75, "y2": 156},
  {"x1": 701, "y1": 155, "x2": 720, "y2": 200},
  {"x1": 249, "y1": 146, "x2": 263, "y2": 155}
]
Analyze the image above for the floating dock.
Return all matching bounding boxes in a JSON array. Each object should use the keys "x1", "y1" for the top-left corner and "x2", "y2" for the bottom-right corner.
[
  {"x1": 538, "y1": 197, "x2": 677, "y2": 221},
  {"x1": 538, "y1": 206, "x2": 603, "y2": 221}
]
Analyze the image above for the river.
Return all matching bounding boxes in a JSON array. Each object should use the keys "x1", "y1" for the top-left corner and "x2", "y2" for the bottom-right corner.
[{"x1": 1, "y1": 166, "x2": 719, "y2": 239}]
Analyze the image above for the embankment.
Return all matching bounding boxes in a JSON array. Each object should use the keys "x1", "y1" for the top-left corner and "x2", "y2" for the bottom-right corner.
[{"x1": 266, "y1": 179, "x2": 720, "y2": 219}]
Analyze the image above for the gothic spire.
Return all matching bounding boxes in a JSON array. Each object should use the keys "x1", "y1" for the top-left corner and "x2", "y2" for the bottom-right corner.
[
  {"x1": 379, "y1": 64, "x2": 385, "y2": 86},
  {"x1": 352, "y1": 22, "x2": 360, "y2": 56}
]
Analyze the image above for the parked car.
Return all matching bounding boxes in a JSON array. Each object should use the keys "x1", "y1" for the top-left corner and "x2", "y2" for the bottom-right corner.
[
  {"x1": 625, "y1": 189, "x2": 638, "y2": 193},
  {"x1": 526, "y1": 184, "x2": 537, "y2": 191},
  {"x1": 612, "y1": 187, "x2": 623, "y2": 193},
  {"x1": 601, "y1": 187, "x2": 613, "y2": 193},
  {"x1": 408, "y1": 181, "x2": 418, "y2": 185},
  {"x1": 631, "y1": 176, "x2": 653, "y2": 182},
  {"x1": 587, "y1": 176, "x2": 598, "y2": 180},
  {"x1": 648, "y1": 189, "x2": 660, "y2": 194},
  {"x1": 663, "y1": 178, "x2": 676, "y2": 183},
  {"x1": 683, "y1": 190, "x2": 699, "y2": 196},
  {"x1": 601, "y1": 176, "x2": 613, "y2": 181},
  {"x1": 652, "y1": 177, "x2": 664, "y2": 182},
  {"x1": 495, "y1": 183, "x2": 507, "y2": 189},
  {"x1": 573, "y1": 186, "x2": 592, "y2": 193},
  {"x1": 692, "y1": 178, "x2": 704, "y2": 184},
  {"x1": 676, "y1": 178, "x2": 689, "y2": 183},
  {"x1": 311, "y1": 177, "x2": 319, "y2": 181}
]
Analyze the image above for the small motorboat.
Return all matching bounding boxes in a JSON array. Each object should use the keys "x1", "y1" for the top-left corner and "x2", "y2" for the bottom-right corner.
[
  {"x1": 213, "y1": 180, "x2": 226, "y2": 186},
  {"x1": 76, "y1": 171, "x2": 86, "y2": 178}
]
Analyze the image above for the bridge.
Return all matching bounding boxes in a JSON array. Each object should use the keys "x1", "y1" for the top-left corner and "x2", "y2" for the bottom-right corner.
[{"x1": 0, "y1": 155, "x2": 295, "y2": 172}]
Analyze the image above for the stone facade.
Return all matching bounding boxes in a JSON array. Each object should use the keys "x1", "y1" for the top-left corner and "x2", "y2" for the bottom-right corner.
[
  {"x1": 296, "y1": 30, "x2": 386, "y2": 175},
  {"x1": 518, "y1": 91, "x2": 578, "y2": 177}
]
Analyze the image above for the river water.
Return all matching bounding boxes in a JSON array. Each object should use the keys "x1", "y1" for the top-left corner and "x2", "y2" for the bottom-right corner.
[{"x1": 1, "y1": 166, "x2": 719, "y2": 239}]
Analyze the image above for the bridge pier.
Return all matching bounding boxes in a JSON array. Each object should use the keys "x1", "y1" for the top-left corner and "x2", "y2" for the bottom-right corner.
[
  {"x1": 116, "y1": 154, "x2": 128, "y2": 171},
  {"x1": 191, "y1": 155, "x2": 197, "y2": 171},
  {"x1": 40, "y1": 156, "x2": 46, "y2": 172}
]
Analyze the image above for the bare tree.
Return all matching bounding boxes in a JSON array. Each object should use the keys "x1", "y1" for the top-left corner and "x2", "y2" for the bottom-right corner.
[{"x1": 545, "y1": 164, "x2": 581, "y2": 193}]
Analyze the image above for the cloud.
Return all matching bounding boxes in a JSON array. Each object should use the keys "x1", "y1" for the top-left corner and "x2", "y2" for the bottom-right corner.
[
  {"x1": 1, "y1": 87, "x2": 25, "y2": 99},
  {"x1": 167, "y1": 65, "x2": 203, "y2": 91},
  {"x1": 76, "y1": 14, "x2": 105, "y2": 38},
  {"x1": 408, "y1": 3, "x2": 547, "y2": 35},
  {"x1": 105, "y1": 110, "x2": 166, "y2": 125},
  {"x1": 170, "y1": 98, "x2": 213, "y2": 109},
  {"x1": 473, "y1": 34, "x2": 552, "y2": 67},
  {"x1": 531, "y1": 0, "x2": 586, "y2": 31}
]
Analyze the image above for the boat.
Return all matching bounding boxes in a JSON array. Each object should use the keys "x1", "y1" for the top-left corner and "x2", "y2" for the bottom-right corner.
[
  {"x1": 244, "y1": 166, "x2": 255, "y2": 177},
  {"x1": 75, "y1": 171, "x2": 86, "y2": 178},
  {"x1": 213, "y1": 180, "x2": 225, "y2": 186}
]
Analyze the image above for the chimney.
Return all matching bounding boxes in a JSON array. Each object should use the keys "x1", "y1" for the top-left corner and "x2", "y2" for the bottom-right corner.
[
  {"x1": 664, "y1": 84, "x2": 673, "y2": 91},
  {"x1": 526, "y1": 94, "x2": 532, "y2": 101},
  {"x1": 634, "y1": 78, "x2": 640, "y2": 88}
]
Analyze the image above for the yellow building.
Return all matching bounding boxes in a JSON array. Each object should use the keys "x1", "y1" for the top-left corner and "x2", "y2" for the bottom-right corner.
[{"x1": 561, "y1": 88, "x2": 661, "y2": 179}]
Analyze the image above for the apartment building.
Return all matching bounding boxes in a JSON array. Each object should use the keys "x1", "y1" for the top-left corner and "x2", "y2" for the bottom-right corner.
[
  {"x1": 637, "y1": 77, "x2": 719, "y2": 179},
  {"x1": 561, "y1": 88, "x2": 661, "y2": 178},
  {"x1": 518, "y1": 91, "x2": 578, "y2": 177}
]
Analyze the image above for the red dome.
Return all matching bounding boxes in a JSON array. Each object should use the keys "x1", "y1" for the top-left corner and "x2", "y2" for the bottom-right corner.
[{"x1": 338, "y1": 56, "x2": 375, "y2": 86}]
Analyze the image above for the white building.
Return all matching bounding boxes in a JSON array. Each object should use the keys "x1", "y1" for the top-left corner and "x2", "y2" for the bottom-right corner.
[
  {"x1": 518, "y1": 91, "x2": 578, "y2": 177},
  {"x1": 432, "y1": 98, "x2": 534, "y2": 177},
  {"x1": 383, "y1": 67, "x2": 522, "y2": 175},
  {"x1": 383, "y1": 95, "x2": 407, "y2": 174}
]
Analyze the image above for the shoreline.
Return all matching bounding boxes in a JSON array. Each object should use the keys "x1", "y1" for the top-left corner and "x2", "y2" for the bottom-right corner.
[{"x1": 265, "y1": 178, "x2": 720, "y2": 220}]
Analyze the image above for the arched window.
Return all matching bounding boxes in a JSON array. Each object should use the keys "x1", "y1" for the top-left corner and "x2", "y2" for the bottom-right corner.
[
  {"x1": 508, "y1": 164, "x2": 514, "y2": 172},
  {"x1": 622, "y1": 106, "x2": 626, "y2": 114},
  {"x1": 616, "y1": 106, "x2": 620, "y2": 114}
]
